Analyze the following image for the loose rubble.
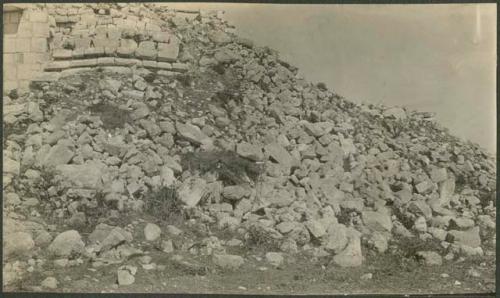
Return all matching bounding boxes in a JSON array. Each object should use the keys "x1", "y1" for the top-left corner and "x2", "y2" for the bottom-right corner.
[{"x1": 2, "y1": 2, "x2": 496, "y2": 293}]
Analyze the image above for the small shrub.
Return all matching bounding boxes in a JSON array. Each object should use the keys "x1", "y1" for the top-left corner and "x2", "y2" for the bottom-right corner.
[
  {"x1": 246, "y1": 224, "x2": 282, "y2": 251},
  {"x1": 88, "y1": 102, "x2": 131, "y2": 130},
  {"x1": 143, "y1": 185, "x2": 186, "y2": 224},
  {"x1": 180, "y1": 150, "x2": 263, "y2": 186}
]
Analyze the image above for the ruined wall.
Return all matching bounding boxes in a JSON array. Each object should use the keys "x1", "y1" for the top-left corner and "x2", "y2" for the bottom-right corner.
[
  {"x1": 3, "y1": 5, "x2": 50, "y2": 92},
  {"x1": 3, "y1": 3, "x2": 201, "y2": 94}
]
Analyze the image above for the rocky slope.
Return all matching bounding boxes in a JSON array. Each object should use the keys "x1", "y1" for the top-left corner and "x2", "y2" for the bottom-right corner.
[{"x1": 3, "y1": 3, "x2": 496, "y2": 292}]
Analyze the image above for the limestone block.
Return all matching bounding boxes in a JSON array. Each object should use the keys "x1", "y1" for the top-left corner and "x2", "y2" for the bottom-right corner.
[
  {"x1": 4, "y1": 67, "x2": 17, "y2": 80},
  {"x1": 24, "y1": 53, "x2": 49, "y2": 64},
  {"x1": 4, "y1": 81, "x2": 18, "y2": 92},
  {"x1": 4, "y1": 53, "x2": 15, "y2": 65},
  {"x1": 4, "y1": 37, "x2": 17, "y2": 53},
  {"x1": 32, "y1": 23, "x2": 50, "y2": 37},
  {"x1": 83, "y1": 47, "x2": 105, "y2": 58},
  {"x1": 54, "y1": 15, "x2": 69, "y2": 23},
  {"x1": 74, "y1": 37, "x2": 91, "y2": 49},
  {"x1": 107, "y1": 27, "x2": 122, "y2": 39},
  {"x1": 152, "y1": 31, "x2": 171, "y2": 43},
  {"x1": 157, "y1": 62, "x2": 172, "y2": 70},
  {"x1": 71, "y1": 59, "x2": 98, "y2": 68},
  {"x1": 53, "y1": 49, "x2": 73, "y2": 60},
  {"x1": 16, "y1": 22, "x2": 33, "y2": 38},
  {"x1": 92, "y1": 38, "x2": 109, "y2": 48},
  {"x1": 142, "y1": 60, "x2": 157, "y2": 69},
  {"x1": 17, "y1": 64, "x2": 38, "y2": 80},
  {"x1": 115, "y1": 58, "x2": 141, "y2": 66},
  {"x1": 135, "y1": 41, "x2": 157, "y2": 60},
  {"x1": 157, "y1": 42, "x2": 179, "y2": 62},
  {"x1": 117, "y1": 39, "x2": 138, "y2": 57},
  {"x1": 72, "y1": 48, "x2": 85, "y2": 59},
  {"x1": 45, "y1": 61, "x2": 71, "y2": 71},
  {"x1": 29, "y1": 10, "x2": 49, "y2": 23},
  {"x1": 97, "y1": 57, "x2": 115, "y2": 66},
  {"x1": 16, "y1": 38, "x2": 32, "y2": 52},
  {"x1": 171, "y1": 62, "x2": 189, "y2": 72}
]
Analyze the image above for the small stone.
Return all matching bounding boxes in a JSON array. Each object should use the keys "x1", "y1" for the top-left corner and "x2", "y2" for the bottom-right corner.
[
  {"x1": 360, "y1": 273, "x2": 373, "y2": 280},
  {"x1": 144, "y1": 223, "x2": 162, "y2": 241},
  {"x1": 161, "y1": 240, "x2": 174, "y2": 253},
  {"x1": 41, "y1": 277, "x2": 58, "y2": 289},
  {"x1": 53, "y1": 259, "x2": 69, "y2": 268},
  {"x1": 466, "y1": 268, "x2": 481, "y2": 278},
  {"x1": 48, "y1": 230, "x2": 85, "y2": 257},
  {"x1": 416, "y1": 251, "x2": 443, "y2": 266},
  {"x1": 5, "y1": 232, "x2": 35, "y2": 257},
  {"x1": 265, "y1": 252, "x2": 284, "y2": 268},
  {"x1": 440, "y1": 273, "x2": 449, "y2": 278},
  {"x1": 166, "y1": 225, "x2": 183, "y2": 236},
  {"x1": 213, "y1": 254, "x2": 244, "y2": 270},
  {"x1": 332, "y1": 228, "x2": 363, "y2": 267},
  {"x1": 413, "y1": 216, "x2": 427, "y2": 233},
  {"x1": 117, "y1": 265, "x2": 137, "y2": 285}
]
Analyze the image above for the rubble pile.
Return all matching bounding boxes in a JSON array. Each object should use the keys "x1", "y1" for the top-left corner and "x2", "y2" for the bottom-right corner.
[{"x1": 3, "y1": 3, "x2": 496, "y2": 289}]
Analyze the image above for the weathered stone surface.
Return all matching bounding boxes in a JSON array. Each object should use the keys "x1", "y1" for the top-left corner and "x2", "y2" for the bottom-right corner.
[
  {"x1": 89, "y1": 224, "x2": 132, "y2": 251},
  {"x1": 264, "y1": 142, "x2": 299, "y2": 173},
  {"x1": 236, "y1": 142, "x2": 264, "y2": 161},
  {"x1": 176, "y1": 122, "x2": 212, "y2": 146},
  {"x1": 383, "y1": 107, "x2": 406, "y2": 120},
  {"x1": 213, "y1": 254, "x2": 244, "y2": 270},
  {"x1": 4, "y1": 232, "x2": 35, "y2": 258},
  {"x1": 55, "y1": 160, "x2": 106, "y2": 189},
  {"x1": 144, "y1": 223, "x2": 162, "y2": 241},
  {"x1": 178, "y1": 177, "x2": 208, "y2": 207},
  {"x1": 416, "y1": 251, "x2": 442, "y2": 266},
  {"x1": 157, "y1": 42, "x2": 179, "y2": 62},
  {"x1": 332, "y1": 228, "x2": 362, "y2": 267},
  {"x1": 41, "y1": 277, "x2": 58, "y2": 289},
  {"x1": 322, "y1": 223, "x2": 349, "y2": 254},
  {"x1": 117, "y1": 265, "x2": 137, "y2": 285},
  {"x1": 117, "y1": 39, "x2": 138, "y2": 57},
  {"x1": 136, "y1": 41, "x2": 157, "y2": 60},
  {"x1": 265, "y1": 252, "x2": 284, "y2": 268},
  {"x1": 430, "y1": 167, "x2": 448, "y2": 183},
  {"x1": 362, "y1": 210, "x2": 392, "y2": 233},
  {"x1": 48, "y1": 230, "x2": 85, "y2": 257},
  {"x1": 447, "y1": 227, "x2": 481, "y2": 248},
  {"x1": 42, "y1": 141, "x2": 75, "y2": 167},
  {"x1": 222, "y1": 185, "x2": 251, "y2": 201},
  {"x1": 305, "y1": 220, "x2": 327, "y2": 239}
]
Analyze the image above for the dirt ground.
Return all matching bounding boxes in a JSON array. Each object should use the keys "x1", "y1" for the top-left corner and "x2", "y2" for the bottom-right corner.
[{"x1": 4, "y1": 212, "x2": 496, "y2": 296}]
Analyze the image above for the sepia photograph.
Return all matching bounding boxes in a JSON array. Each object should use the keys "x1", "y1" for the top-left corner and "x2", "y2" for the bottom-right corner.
[{"x1": 2, "y1": 2, "x2": 497, "y2": 295}]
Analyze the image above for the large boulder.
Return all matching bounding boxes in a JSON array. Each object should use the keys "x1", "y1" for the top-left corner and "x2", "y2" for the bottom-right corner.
[
  {"x1": 4, "y1": 232, "x2": 35, "y2": 258},
  {"x1": 48, "y1": 230, "x2": 85, "y2": 257},
  {"x1": 178, "y1": 177, "x2": 208, "y2": 207},
  {"x1": 236, "y1": 142, "x2": 264, "y2": 161},
  {"x1": 176, "y1": 122, "x2": 212, "y2": 146},
  {"x1": 332, "y1": 228, "x2": 363, "y2": 267},
  {"x1": 264, "y1": 142, "x2": 299, "y2": 174},
  {"x1": 55, "y1": 160, "x2": 106, "y2": 189},
  {"x1": 213, "y1": 254, "x2": 244, "y2": 270},
  {"x1": 362, "y1": 210, "x2": 393, "y2": 233}
]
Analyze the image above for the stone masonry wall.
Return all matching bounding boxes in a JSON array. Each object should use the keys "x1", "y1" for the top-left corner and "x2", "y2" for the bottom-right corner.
[
  {"x1": 3, "y1": 5, "x2": 50, "y2": 92},
  {"x1": 3, "y1": 3, "x2": 201, "y2": 94}
]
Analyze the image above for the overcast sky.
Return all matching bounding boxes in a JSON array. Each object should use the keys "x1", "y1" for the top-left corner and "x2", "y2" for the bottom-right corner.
[{"x1": 166, "y1": 3, "x2": 497, "y2": 153}]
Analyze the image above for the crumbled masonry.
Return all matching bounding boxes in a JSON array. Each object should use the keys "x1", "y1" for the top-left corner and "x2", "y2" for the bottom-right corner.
[{"x1": 3, "y1": 3, "x2": 496, "y2": 290}]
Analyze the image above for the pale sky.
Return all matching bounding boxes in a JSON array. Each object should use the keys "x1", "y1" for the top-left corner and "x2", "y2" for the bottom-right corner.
[{"x1": 167, "y1": 3, "x2": 497, "y2": 153}]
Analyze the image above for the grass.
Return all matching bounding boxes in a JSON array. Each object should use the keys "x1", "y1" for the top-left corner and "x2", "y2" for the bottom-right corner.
[
  {"x1": 180, "y1": 150, "x2": 264, "y2": 186},
  {"x1": 143, "y1": 185, "x2": 187, "y2": 226}
]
